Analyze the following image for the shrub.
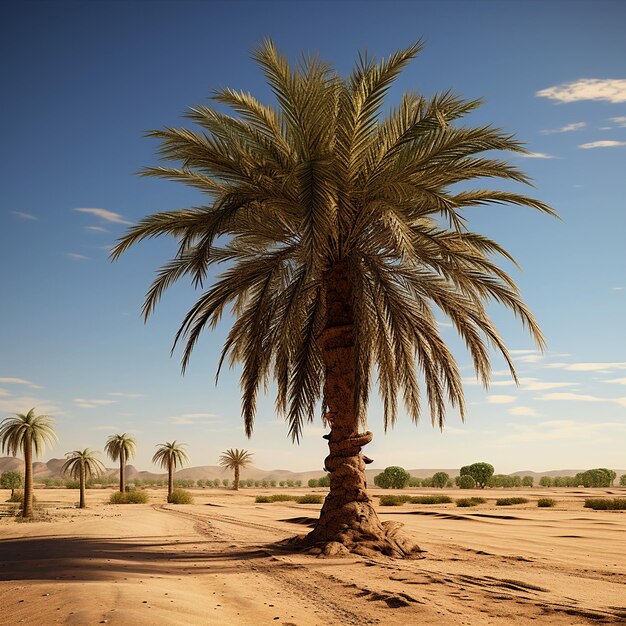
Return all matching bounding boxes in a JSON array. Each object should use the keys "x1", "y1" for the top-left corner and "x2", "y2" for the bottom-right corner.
[
  {"x1": 374, "y1": 466, "x2": 410, "y2": 489},
  {"x1": 296, "y1": 494, "x2": 323, "y2": 504},
  {"x1": 584, "y1": 498, "x2": 626, "y2": 510},
  {"x1": 109, "y1": 490, "x2": 149, "y2": 504},
  {"x1": 539, "y1": 476, "x2": 553, "y2": 487},
  {"x1": 537, "y1": 498, "x2": 556, "y2": 508},
  {"x1": 308, "y1": 478, "x2": 319, "y2": 488},
  {"x1": 432, "y1": 472, "x2": 450, "y2": 489},
  {"x1": 317, "y1": 474, "x2": 330, "y2": 488},
  {"x1": 620, "y1": 474, "x2": 626, "y2": 487},
  {"x1": 496, "y1": 497, "x2": 529, "y2": 506},
  {"x1": 7, "y1": 490, "x2": 37, "y2": 504},
  {"x1": 168, "y1": 489, "x2": 194, "y2": 504},
  {"x1": 460, "y1": 463, "x2": 494, "y2": 488},
  {"x1": 457, "y1": 475, "x2": 476, "y2": 489},
  {"x1": 64, "y1": 480, "x2": 80, "y2": 489},
  {"x1": 522, "y1": 476, "x2": 534, "y2": 487},
  {"x1": 409, "y1": 495, "x2": 452, "y2": 504},
  {"x1": 408, "y1": 476, "x2": 421, "y2": 487},
  {"x1": 255, "y1": 496, "x2": 271, "y2": 503},
  {"x1": 255, "y1": 494, "x2": 299, "y2": 503},
  {"x1": 379, "y1": 495, "x2": 411, "y2": 506},
  {"x1": 455, "y1": 497, "x2": 486, "y2": 507},
  {"x1": 1, "y1": 471, "x2": 23, "y2": 495},
  {"x1": 575, "y1": 469, "x2": 615, "y2": 488},
  {"x1": 270, "y1": 480, "x2": 277, "y2": 488}
]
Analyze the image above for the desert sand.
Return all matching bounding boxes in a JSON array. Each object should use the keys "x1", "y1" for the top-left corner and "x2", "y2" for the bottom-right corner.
[{"x1": 1, "y1": 487, "x2": 625, "y2": 625}]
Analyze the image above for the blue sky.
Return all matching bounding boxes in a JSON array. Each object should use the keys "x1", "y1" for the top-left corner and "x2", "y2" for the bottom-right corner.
[{"x1": 1, "y1": 0, "x2": 625, "y2": 473}]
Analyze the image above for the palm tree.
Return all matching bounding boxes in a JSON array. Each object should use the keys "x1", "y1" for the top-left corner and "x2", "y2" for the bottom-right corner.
[
  {"x1": 104, "y1": 433, "x2": 136, "y2": 493},
  {"x1": 218, "y1": 449, "x2": 253, "y2": 491},
  {"x1": 0, "y1": 408, "x2": 57, "y2": 518},
  {"x1": 112, "y1": 41, "x2": 554, "y2": 556},
  {"x1": 61, "y1": 449, "x2": 105, "y2": 508},
  {"x1": 152, "y1": 441, "x2": 190, "y2": 501}
]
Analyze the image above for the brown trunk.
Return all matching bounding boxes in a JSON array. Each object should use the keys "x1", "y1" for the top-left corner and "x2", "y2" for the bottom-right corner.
[
  {"x1": 79, "y1": 462, "x2": 86, "y2": 509},
  {"x1": 23, "y1": 439, "x2": 33, "y2": 518},
  {"x1": 119, "y1": 450, "x2": 126, "y2": 493},
  {"x1": 234, "y1": 466, "x2": 240, "y2": 491},
  {"x1": 168, "y1": 462, "x2": 173, "y2": 501},
  {"x1": 297, "y1": 261, "x2": 422, "y2": 558}
]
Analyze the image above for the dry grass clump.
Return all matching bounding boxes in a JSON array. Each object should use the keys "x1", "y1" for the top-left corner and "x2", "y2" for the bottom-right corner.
[
  {"x1": 455, "y1": 497, "x2": 486, "y2": 507},
  {"x1": 255, "y1": 494, "x2": 323, "y2": 504},
  {"x1": 537, "y1": 498, "x2": 556, "y2": 508},
  {"x1": 379, "y1": 495, "x2": 412, "y2": 506},
  {"x1": 410, "y1": 495, "x2": 452, "y2": 504},
  {"x1": 584, "y1": 498, "x2": 626, "y2": 510},
  {"x1": 109, "y1": 490, "x2": 149, "y2": 504},
  {"x1": 496, "y1": 497, "x2": 529, "y2": 506},
  {"x1": 7, "y1": 490, "x2": 36, "y2": 504},
  {"x1": 168, "y1": 489, "x2": 194, "y2": 504},
  {"x1": 295, "y1": 494, "x2": 323, "y2": 504}
]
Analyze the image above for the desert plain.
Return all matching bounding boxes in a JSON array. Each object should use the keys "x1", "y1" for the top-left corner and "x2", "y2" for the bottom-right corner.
[{"x1": 1, "y1": 486, "x2": 625, "y2": 625}]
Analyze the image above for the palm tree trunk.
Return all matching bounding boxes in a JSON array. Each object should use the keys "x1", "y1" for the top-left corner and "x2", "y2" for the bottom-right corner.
[
  {"x1": 234, "y1": 466, "x2": 240, "y2": 491},
  {"x1": 303, "y1": 261, "x2": 421, "y2": 558},
  {"x1": 79, "y1": 463, "x2": 86, "y2": 509},
  {"x1": 168, "y1": 461, "x2": 173, "y2": 501},
  {"x1": 120, "y1": 450, "x2": 126, "y2": 494},
  {"x1": 23, "y1": 439, "x2": 33, "y2": 519}
]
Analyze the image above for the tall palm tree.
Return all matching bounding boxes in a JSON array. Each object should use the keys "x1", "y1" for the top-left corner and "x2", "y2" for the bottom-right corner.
[
  {"x1": 104, "y1": 433, "x2": 136, "y2": 493},
  {"x1": 0, "y1": 409, "x2": 57, "y2": 518},
  {"x1": 61, "y1": 449, "x2": 105, "y2": 509},
  {"x1": 218, "y1": 449, "x2": 253, "y2": 491},
  {"x1": 152, "y1": 441, "x2": 190, "y2": 501},
  {"x1": 112, "y1": 41, "x2": 554, "y2": 556}
]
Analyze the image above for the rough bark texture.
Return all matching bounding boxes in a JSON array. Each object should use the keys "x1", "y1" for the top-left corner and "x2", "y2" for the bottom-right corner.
[
  {"x1": 79, "y1": 463, "x2": 86, "y2": 509},
  {"x1": 234, "y1": 466, "x2": 240, "y2": 491},
  {"x1": 168, "y1": 462, "x2": 174, "y2": 500},
  {"x1": 294, "y1": 261, "x2": 422, "y2": 559},
  {"x1": 119, "y1": 451, "x2": 126, "y2": 494},
  {"x1": 23, "y1": 440, "x2": 33, "y2": 518}
]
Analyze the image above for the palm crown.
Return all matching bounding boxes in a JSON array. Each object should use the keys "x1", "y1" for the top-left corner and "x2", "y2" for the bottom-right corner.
[
  {"x1": 218, "y1": 448, "x2": 253, "y2": 471},
  {"x1": 61, "y1": 448, "x2": 105, "y2": 481},
  {"x1": 0, "y1": 409, "x2": 57, "y2": 457},
  {"x1": 112, "y1": 40, "x2": 553, "y2": 442},
  {"x1": 152, "y1": 441, "x2": 189, "y2": 470},
  {"x1": 104, "y1": 433, "x2": 137, "y2": 461}
]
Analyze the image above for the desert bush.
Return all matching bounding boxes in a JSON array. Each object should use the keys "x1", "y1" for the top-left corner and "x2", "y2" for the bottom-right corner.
[
  {"x1": 317, "y1": 474, "x2": 330, "y2": 488},
  {"x1": 457, "y1": 475, "x2": 476, "y2": 489},
  {"x1": 455, "y1": 497, "x2": 486, "y2": 507},
  {"x1": 521, "y1": 476, "x2": 534, "y2": 487},
  {"x1": 460, "y1": 463, "x2": 494, "y2": 488},
  {"x1": 620, "y1": 474, "x2": 626, "y2": 486},
  {"x1": 255, "y1": 496, "x2": 271, "y2": 503},
  {"x1": 296, "y1": 494, "x2": 323, "y2": 504},
  {"x1": 539, "y1": 476, "x2": 553, "y2": 487},
  {"x1": 584, "y1": 498, "x2": 626, "y2": 510},
  {"x1": 255, "y1": 494, "x2": 298, "y2": 503},
  {"x1": 270, "y1": 480, "x2": 277, "y2": 487},
  {"x1": 410, "y1": 495, "x2": 452, "y2": 504},
  {"x1": 308, "y1": 478, "x2": 319, "y2": 488},
  {"x1": 7, "y1": 490, "x2": 37, "y2": 504},
  {"x1": 168, "y1": 489, "x2": 194, "y2": 504},
  {"x1": 537, "y1": 498, "x2": 556, "y2": 507},
  {"x1": 432, "y1": 472, "x2": 449, "y2": 489},
  {"x1": 379, "y1": 495, "x2": 411, "y2": 506},
  {"x1": 109, "y1": 490, "x2": 149, "y2": 504},
  {"x1": 64, "y1": 480, "x2": 80, "y2": 489},
  {"x1": 374, "y1": 466, "x2": 410, "y2": 489},
  {"x1": 496, "y1": 497, "x2": 529, "y2": 506},
  {"x1": 408, "y1": 476, "x2": 421, "y2": 487}
]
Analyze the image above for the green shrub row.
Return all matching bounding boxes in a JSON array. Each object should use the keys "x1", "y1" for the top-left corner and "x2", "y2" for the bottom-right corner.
[
  {"x1": 495, "y1": 497, "x2": 529, "y2": 506},
  {"x1": 109, "y1": 490, "x2": 149, "y2": 504},
  {"x1": 537, "y1": 498, "x2": 556, "y2": 507},
  {"x1": 254, "y1": 494, "x2": 323, "y2": 504},
  {"x1": 455, "y1": 497, "x2": 486, "y2": 507},
  {"x1": 584, "y1": 498, "x2": 626, "y2": 510}
]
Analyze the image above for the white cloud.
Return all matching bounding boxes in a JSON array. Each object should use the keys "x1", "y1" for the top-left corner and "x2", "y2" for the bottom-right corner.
[
  {"x1": 541, "y1": 122, "x2": 586, "y2": 134},
  {"x1": 108, "y1": 392, "x2": 144, "y2": 398},
  {"x1": 612, "y1": 287, "x2": 623, "y2": 291},
  {"x1": 0, "y1": 389, "x2": 11, "y2": 397},
  {"x1": 0, "y1": 377, "x2": 41, "y2": 389},
  {"x1": 508, "y1": 406, "x2": 539, "y2": 417},
  {"x1": 546, "y1": 361, "x2": 626, "y2": 372},
  {"x1": 497, "y1": 419, "x2": 626, "y2": 444},
  {"x1": 537, "y1": 79, "x2": 626, "y2": 104},
  {"x1": 515, "y1": 353, "x2": 544, "y2": 363},
  {"x1": 610, "y1": 116, "x2": 626, "y2": 127},
  {"x1": 510, "y1": 349, "x2": 538, "y2": 355},
  {"x1": 12, "y1": 211, "x2": 38, "y2": 220},
  {"x1": 487, "y1": 395, "x2": 516, "y2": 404},
  {"x1": 0, "y1": 396, "x2": 63, "y2": 416},
  {"x1": 74, "y1": 208, "x2": 131, "y2": 224},
  {"x1": 85, "y1": 226, "x2": 109, "y2": 233},
  {"x1": 74, "y1": 398, "x2": 117, "y2": 409},
  {"x1": 66, "y1": 253, "x2": 89, "y2": 261},
  {"x1": 168, "y1": 412, "x2": 222, "y2": 425},
  {"x1": 537, "y1": 392, "x2": 626, "y2": 407},
  {"x1": 603, "y1": 377, "x2": 626, "y2": 385},
  {"x1": 436, "y1": 320, "x2": 453, "y2": 328},
  {"x1": 520, "y1": 152, "x2": 555, "y2": 159},
  {"x1": 599, "y1": 126, "x2": 612, "y2": 131},
  {"x1": 579, "y1": 140, "x2": 626, "y2": 149}
]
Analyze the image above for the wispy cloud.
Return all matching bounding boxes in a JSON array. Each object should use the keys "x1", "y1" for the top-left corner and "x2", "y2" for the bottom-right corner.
[
  {"x1": 168, "y1": 412, "x2": 222, "y2": 425},
  {"x1": 85, "y1": 226, "x2": 109, "y2": 233},
  {"x1": 0, "y1": 396, "x2": 63, "y2": 416},
  {"x1": 508, "y1": 406, "x2": 540, "y2": 417},
  {"x1": 12, "y1": 211, "x2": 38, "y2": 220},
  {"x1": 537, "y1": 392, "x2": 626, "y2": 406},
  {"x1": 0, "y1": 389, "x2": 11, "y2": 397},
  {"x1": 91, "y1": 425, "x2": 121, "y2": 431},
  {"x1": 74, "y1": 398, "x2": 117, "y2": 409},
  {"x1": 74, "y1": 208, "x2": 131, "y2": 225},
  {"x1": 520, "y1": 152, "x2": 555, "y2": 159},
  {"x1": 610, "y1": 116, "x2": 626, "y2": 127},
  {"x1": 603, "y1": 377, "x2": 626, "y2": 386},
  {"x1": 546, "y1": 361, "x2": 626, "y2": 372},
  {"x1": 541, "y1": 122, "x2": 586, "y2": 135},
  {"x1": 487, "y1": 395, "x2": 516, "y2": 404},
  {"x1": 496, "y1": 419, "x2": 626, "y2": 444},
  {"x1": 108, "y1": 392, "x2": 144, "y2": 398},
  {"x1": 612, "y1": 287, "x2": 623, "y2": 291},
  {"x1": 0, "y1": 377, "x2": 41, "y2": 389},
  {"x1": 66, "y1": 253, "x2": 89, "y2": 261},
  {"x1": 537, "y1": 79, "x2": 626, "y2": 104},
  {"x1": 579, "y1": 140, "x2": 626, "y2": 149}
]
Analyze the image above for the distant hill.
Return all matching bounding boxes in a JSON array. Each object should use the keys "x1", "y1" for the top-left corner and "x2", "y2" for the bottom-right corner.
[{"x1": 1, "y1": 457, "x2": 624, "y2": 482}]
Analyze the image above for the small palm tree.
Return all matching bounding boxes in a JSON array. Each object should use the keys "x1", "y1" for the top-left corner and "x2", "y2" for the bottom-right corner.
[
  {"x1": 104, "y1": 433, "x2": 136, "y2": 493},
  {"x1": 218, "y1": 449, "x2": 253, "y2": 491},
  {"x1": 61, "y1": 449, "x2": 105, "y2": 508},
  {"x1": 152, "y1": 441, "x2": 190, "y2": 501},
  {"x1": 0, "y1": 408, "x2": 57, "y2": 518}
]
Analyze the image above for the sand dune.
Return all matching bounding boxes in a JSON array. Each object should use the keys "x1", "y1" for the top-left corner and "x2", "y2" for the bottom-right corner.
[{"x1": 1, "y1": 487, "x2": 625, "y2": 624}]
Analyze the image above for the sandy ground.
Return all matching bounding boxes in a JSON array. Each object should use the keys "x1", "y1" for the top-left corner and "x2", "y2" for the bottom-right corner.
[{"x1": 1, "y1": 487, "x2": 625, "y2": 625}]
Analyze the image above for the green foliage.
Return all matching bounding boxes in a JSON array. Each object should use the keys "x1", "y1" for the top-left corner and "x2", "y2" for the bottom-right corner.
[
  {"x1": 8, "y1": 490, "x2": 37, "y2": 504},
  {"x1": 455, "y1": 497, "x2": 486, "y2": 507},
  {"x1": 295, "y1": 494, "x2": 323, "y2": 504},
  {"x1": 539, "y1": 476, "x2": 553, "y2": 487},
  {"x1": 246, "y1": 479, "x2": 254, "y2": 487},
  {"x1": 255, "y1": 494, "x2": 298, "y2": 503},
  {"x1": 489, "y1": 474, "x2": 522, "y2": 488},
  {"x1": 575, "y1": 469, "x2": 614, "y2": 488},
  {"x1": 537, "y1": 498, "x2": 556, "y2": 507},
  {"x1": 620, "y1": 474, "x2": 626, "y2": 487},
  {"x1": 270, "y1": 480, "x2": 277, "y2": 488},
  {"x1": 317, "y1": 474, "x2": 330, "y2": 488},
  {"x1": 410, "y1": 495, "x2": 452, "y2": 504},
  {"x1": 521, "y1": 476, "x2": 534, "y2": 487},
  {"x1": 379, "y1": 495, "x2": 412, "y2": 506},
  {"x1": 168, "y1": 489, "x2": 194, "y2": 504},
  {"x1": 584, "y1": 498, "x2": 626, "y2": 510},
  {"x1": 285, "y1": 479, "x2": 295, "y2": 488},
  {"x1": 173, "y1": 479, "x2": 195, "y2": 488},
  {"x1": 457, "y1": 475, "x2": 476, "y2": 489},
  {"x1": 64, "y1": 480, "x2": 80, "y2": 489},
  {"x1": 495, "y1": 497, "x2": 529, "y2": 506},
  {"x1": 408, "y1": 476, "x2": 421, "y2": 487},
  {"x1": 374, "y1": 466, "x2": 410, "y2": 489},
  {"x1": 460, "y1": 463, "x2": 494, "y2": 488},
  {"x1": 0, "y1": 471, "x2": 23, "y2": 493},
  {"x1": 109, "y1": 489, "x2": 149, "y2": 504},
  {"x1": 431, "y1": 472, "x2": 450, "y2": 489},
  {"x1": 308, "y1": 478, "x2": 319, "y2": 488}
]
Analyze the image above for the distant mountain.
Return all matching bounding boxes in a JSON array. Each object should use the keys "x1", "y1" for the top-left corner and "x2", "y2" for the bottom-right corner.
[{"x1": 1, "y1": 457, "x2": 624, "y2": 482}]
